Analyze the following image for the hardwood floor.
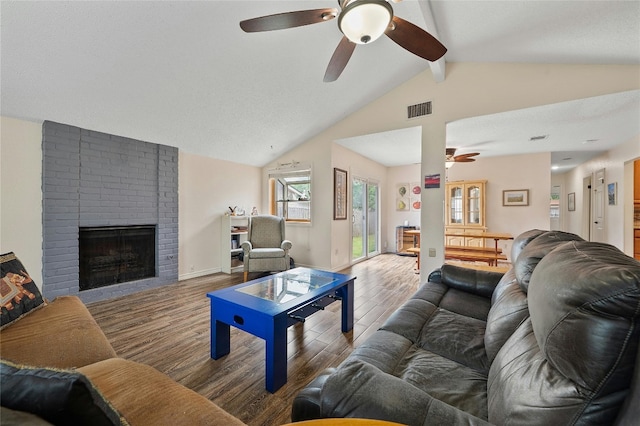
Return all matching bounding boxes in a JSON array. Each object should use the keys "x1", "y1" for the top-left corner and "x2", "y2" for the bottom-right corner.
[{"x1": 87, "y1": 254, "x2": 420, "y2": 425}]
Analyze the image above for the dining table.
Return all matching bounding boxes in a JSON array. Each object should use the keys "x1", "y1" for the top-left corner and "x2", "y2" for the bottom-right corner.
[
  {"x1": 446, "y1": 231, "x2": 514, "y2": 255},
  {"x1": 403, "y1": 229, "x2": 514, "y2": 269}
]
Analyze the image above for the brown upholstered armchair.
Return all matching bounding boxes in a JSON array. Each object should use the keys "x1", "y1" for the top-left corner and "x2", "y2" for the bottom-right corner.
[{"x1": 240, "y1": 215, "x2": 292, "y2": 282}]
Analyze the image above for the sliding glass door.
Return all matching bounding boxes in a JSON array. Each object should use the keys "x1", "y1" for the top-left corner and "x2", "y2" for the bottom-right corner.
[{"x1": 352, "y1": 177, "x2": 379, "y2": 262}]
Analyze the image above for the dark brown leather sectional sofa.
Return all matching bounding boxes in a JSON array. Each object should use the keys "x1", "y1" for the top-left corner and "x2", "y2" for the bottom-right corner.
[{"x1": 292, "y1": 230, "x2": 640, "y2": 425}]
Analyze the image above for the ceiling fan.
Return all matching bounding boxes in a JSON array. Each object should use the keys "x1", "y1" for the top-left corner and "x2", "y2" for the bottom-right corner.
[
  {"x1": 446, "y1": 148, "x2": 479, "y2": 168},
  {"x1": 239, "y1": 0, "x2": 447, "y2": 82}
]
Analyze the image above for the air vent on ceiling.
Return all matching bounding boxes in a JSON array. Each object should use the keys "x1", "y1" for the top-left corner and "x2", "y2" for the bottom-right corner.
[
  {"x1": 407, "y1": 101, "x2": 432, "y2": 119},
  {"x1": 529, "y1": 135, "x2": 548, "y2": 141}
]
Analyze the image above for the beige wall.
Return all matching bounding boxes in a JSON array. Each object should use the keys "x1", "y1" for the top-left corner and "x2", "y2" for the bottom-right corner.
[
  {"x1": 386, "y1": 164, "x2": 422, "y2": 252},
  {"x1": 1, "y1": 116, "x2": 44, "y2": 289},
  {"x1": 268, "y1": 62, "x2": 640, "y2": 278},
  {"x1": 2, "y1": 63, "x2": 639, "y2": 287},
  {"x1": 447, "y1": 152, "x2": 551, "y2": 259},
  {"x1": 178, "y1": 151, "x2": 262, "y2": 279},
  {"x1": 563, "y1": 136, "x2": 640, "y2": 254},
  {"x1": 332, "y1": 143, "x2": 388, "y2": 270},
  {"x1": 0, "y1": 117, "x2": 265, "y2": 285}
]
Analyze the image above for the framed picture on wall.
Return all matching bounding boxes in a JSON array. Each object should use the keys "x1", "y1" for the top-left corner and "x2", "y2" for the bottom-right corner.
[
  {"x1": 568, "y1": 192, "x2": 576, "y2": 211},
  {"x1": 410, "y1": 182, "x2": 421, "y2": 211},
  {"x1": 608, "y1": 182, "x2": 617, "y2": 205},
  {"x1": 333, "y1": 168, "x2": 348, "y2": 220},
  {"x1": 502, "y1": 189, "x2": 529, "y2": 206}
]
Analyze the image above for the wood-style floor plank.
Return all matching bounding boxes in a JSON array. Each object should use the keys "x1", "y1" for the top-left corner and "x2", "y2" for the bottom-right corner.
[{"x1": 87, "y1": 254, "x2": 420, "y2": 426}]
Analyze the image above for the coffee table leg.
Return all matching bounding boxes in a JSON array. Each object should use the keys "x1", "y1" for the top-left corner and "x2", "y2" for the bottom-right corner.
[
  {"x1": 265, "y1": 315, "x2": 287, "y2": 392},
  {"x1": 211, "y1": 319, "x2": 230, "y2": 359},
  {"x1": 338, "y1": 280, "x2": 354, "y2": 332}
]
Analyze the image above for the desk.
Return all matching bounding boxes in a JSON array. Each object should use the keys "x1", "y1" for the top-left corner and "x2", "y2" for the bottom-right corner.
[{"x1": 405, "y1": 229, "x2": 421, "y2": 246}]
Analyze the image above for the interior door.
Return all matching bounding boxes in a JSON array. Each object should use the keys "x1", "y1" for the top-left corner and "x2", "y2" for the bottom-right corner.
[
  {"x1": 592, "y1": 169, "x2": 606, "y2": 242},
  {"x1": 550, "y1": 185, "x2": 561, "y2": 230}
]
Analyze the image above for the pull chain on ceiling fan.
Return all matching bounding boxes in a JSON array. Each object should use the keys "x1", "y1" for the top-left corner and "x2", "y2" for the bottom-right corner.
[{"x1": 239, "y1": 0, "x2": 447, "y2": 82}]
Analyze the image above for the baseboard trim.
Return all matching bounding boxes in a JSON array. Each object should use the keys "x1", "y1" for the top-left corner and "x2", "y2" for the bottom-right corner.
[{"x1": 179, "y1": 267, "x2": 221, "y2": 281}]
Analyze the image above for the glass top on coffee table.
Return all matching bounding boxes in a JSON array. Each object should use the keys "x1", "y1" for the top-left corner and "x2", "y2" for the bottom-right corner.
[{"x1": 236, "y1": 269, "x2": 337, "y2": 305}]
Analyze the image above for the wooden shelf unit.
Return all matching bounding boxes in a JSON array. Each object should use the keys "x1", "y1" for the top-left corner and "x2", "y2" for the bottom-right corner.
[{"x1": 221, "y1": 215, "x2": 249, "y2": 274}]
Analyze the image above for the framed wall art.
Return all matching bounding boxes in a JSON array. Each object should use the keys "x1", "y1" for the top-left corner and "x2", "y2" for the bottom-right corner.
[
  {"x1": 568, "y1": 192, "x2": 576, "y2": 211},
  {"x1": 333, "y1": 168, "x2": 348, "y2": 220},
  {"x1": 396, "y1": 183, "x2": 410, "y2": 211},
  {"x1": 607, "y1": 182, "x2": 617, "y2": 205},
  {"x1": 410, "y1": 182, "x2": 421, "y2": 211},
  {"x1": 502, "y1": 189, "x2": 529, "y2": 206}
]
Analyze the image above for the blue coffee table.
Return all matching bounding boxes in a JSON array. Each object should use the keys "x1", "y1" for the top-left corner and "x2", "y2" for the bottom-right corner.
[{"x1": 207, "y1": 267, "x2": 355, "y2": 392}]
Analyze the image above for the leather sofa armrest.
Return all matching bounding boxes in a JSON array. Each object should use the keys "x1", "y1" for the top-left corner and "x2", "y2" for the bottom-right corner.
[
  {"x1": 428, "y1": 268, "x2": 442, "y2": 283},
  {"x1": 439, "y1": 264, "x2": 505, "y2": 298},
  {"x1": 291, "y1": 369, "x2": 335, "y2": 421}
]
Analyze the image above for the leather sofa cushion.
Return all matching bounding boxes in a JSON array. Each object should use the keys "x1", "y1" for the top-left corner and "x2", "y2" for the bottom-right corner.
[
  {"x1": 513, "y1": 231, "x2": 584, "y2": 292},
  {"x1": 488, "y1": 241, "x2": 640, "y2": 424},
  {"x1": 381, "y1": 282, "x2": 490, "y2": 370},
  {"x1": 334, "y1": 280, "x2": 492, "y2": 418},
  {"x1": 485, "y1": 231, "x2": 584, "y2": 365},
  {"x1": 529, "y1": 241, "x2": 640, "y2": 392},
  {"x1": 484, "y1": 269, "x2": 528, "y2": 364},
  {"x1": 321, "y1": 359, "x2": 491, "y2": 425},
  {"x1": 509, "y1": 229, "x2": 546, "y2": 262}
]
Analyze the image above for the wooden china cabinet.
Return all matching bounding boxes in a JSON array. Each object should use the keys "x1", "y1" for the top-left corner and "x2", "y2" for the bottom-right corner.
[{"x1": 445, "y1": 180, "x2": 487, "y2": 247}]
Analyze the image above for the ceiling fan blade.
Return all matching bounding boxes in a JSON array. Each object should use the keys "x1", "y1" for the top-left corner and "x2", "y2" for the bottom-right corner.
[
  {"x1": 324, "y1": 36, "x2": 357, "y2": 83},
  {"x1": 385, "y1": 16, "x2": 447, "y2": 61},
  {"x1": 454, "y1": 152, "x2": 480, "y2": 160},
  {"x1": 240, "y1": 8, "x2": 338, "y2": 32},
  {"x1": 455, "y1": 158, "x2": 476, "y2": 163}
]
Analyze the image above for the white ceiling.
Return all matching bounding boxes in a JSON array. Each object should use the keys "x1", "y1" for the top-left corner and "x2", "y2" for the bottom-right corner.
[
  {"x1": 2, "y1": 1, "x2": 639, "y2": 168},
  {"x1": 337, "y1": 89, "x2": 640, "y2": 172}
]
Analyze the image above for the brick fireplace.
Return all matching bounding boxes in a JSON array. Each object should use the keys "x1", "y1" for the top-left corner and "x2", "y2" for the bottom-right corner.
[{"x1": 42, "y1": 121, "x2": 178, "y2": 303}]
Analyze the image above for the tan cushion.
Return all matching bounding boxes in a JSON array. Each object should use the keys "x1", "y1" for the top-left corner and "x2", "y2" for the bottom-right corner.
[
  {"x1": 0, "y1": 296, "x2": 117, "y2": 368},
  {"x1": 247, "y1": 248, "x2": 285, "y2": 259},
  {"x1": 79, "y1": 358, "x2": 246, "y2": 426}
]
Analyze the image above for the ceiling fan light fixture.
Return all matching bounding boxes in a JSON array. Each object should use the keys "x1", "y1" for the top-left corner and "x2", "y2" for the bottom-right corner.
[
  {"x1": 445, "y1": 160, "x2": 456, "y2": 169},
  {"x1": 338, "y1": 0, "x2": 393, "y2": 44}
]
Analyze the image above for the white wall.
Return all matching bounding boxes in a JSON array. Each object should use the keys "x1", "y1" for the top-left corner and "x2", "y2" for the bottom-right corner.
[
  {"x1": 332, "y1": 143, "x2": 388, "y2": 270},
  {"x1": 0, "y1": 117, "x2": 44, "y2": 289},
  {"x1": 0, "y1": 117, "x2": 264, "y2": 287},
  {"x1": 563, "y1": 136, "x2": 640, "y2": 253},
  {"x1": 387, "y1": 164, "x2": 422, "y2": 252},
  {"x1": 269, "y1": 62, "x2": 639, "y2": 279},
  {"x1": 447, "y1": 153, "x2": 551, "y2": 258},
  {"x1": 2, "y1": 63, "x2": 639, "y2": 290},
  {"x1": 178, "y1": 151, "x2": 262, "y2": 279}
]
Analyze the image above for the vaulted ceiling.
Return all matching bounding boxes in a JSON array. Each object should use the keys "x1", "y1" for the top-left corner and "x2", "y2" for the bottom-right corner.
[{"x1": 2, "y1": 1, "x2": 639, "y2": 168}]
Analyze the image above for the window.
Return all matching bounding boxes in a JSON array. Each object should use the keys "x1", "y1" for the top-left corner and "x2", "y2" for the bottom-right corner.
[{"x1": 269, "y1": 168, "x2": 311, "y2": 223}]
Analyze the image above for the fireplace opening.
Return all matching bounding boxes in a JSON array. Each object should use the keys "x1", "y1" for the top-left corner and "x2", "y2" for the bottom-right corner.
[{"x1": 79, "y1": 225, "x2": 156, "y2": 291}]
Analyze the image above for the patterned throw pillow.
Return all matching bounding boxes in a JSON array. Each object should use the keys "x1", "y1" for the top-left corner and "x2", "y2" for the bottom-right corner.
[{"x1": 1, "y1": 252, "x2": 45, "y2": 328}]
